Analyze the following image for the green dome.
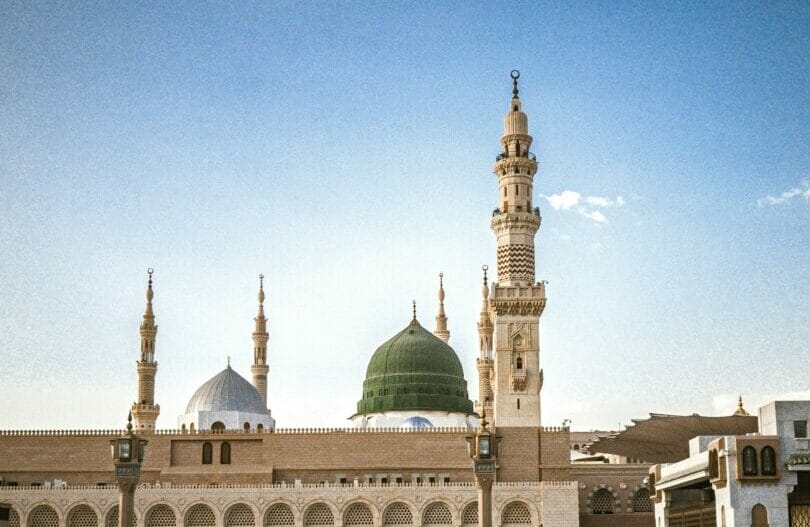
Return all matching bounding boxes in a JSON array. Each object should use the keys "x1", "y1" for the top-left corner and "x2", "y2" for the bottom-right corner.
[{"x1": 355, "y1": 319, "x2": 474, "y2": 416}]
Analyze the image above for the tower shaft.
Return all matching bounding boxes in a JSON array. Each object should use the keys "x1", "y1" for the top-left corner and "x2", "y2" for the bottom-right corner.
[
  {"x1": 132, "y1": 270, "x2": 160, "y2": 431},
  {"x1": 488, "y1": 74, "x2": 547, "y2": 427},
  {"x1": 252, "y1": 275, "x2": 270, "y2": 406}
]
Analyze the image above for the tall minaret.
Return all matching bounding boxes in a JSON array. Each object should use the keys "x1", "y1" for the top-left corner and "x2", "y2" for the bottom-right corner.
[
  {"x1": 132, "y1": 268, "x2": 160, "y2": 431},
  {"x1": 434, "y1": 273, "x2": 450, "y2": 343},
  {"x1": 251, "y1": 274, "x2": 270, "y2": 407},
  {"x1": 489, "y1": 71, "x2": 547, "y2": 427},
  {"x1": 475, "y1": 265, "x2": 494, "y2": 417}
]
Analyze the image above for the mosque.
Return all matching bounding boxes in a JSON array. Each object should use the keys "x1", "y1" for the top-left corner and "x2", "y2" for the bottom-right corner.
[{"x1": 1, "y1": 73, "x2": 804, "y2": 527}]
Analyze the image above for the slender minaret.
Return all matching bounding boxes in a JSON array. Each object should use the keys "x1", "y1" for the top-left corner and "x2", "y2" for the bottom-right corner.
[
  {"x1": 434, "y1": 273, "x2": 450, "y2": 343},
  {"x1": 132, "y1": 268, "x2": 160, "y2": 431},
  {"x1": 475, "y1": 265, "x2": 494, "y2": 416},
  {"x1": 251, "y1": 274, "x2": 270, "y2": 407},
  {"x1": 489, "y1": 71, "x2": 547, "y2": 427}
]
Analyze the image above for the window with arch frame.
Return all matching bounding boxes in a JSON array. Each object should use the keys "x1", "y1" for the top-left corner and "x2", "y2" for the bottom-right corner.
[
  {"x1": 742, "y1": 446, "x2": 758, "y2": 476},
  {"x1": 761, "y1": 446, "x2": 776, "y2": 476},
  {"x1": 221, "y1": 442, "x2": 231, "y2": 464},
  {"x1": 590, "y1": 489, "x2": 615, "y2": 515},
  {"x1": 202, "y1": 442, "x2": 212, "y2": 464}
]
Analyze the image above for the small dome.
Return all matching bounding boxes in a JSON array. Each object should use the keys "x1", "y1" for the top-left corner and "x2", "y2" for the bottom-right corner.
[
  {"x1": 402, "y1": 416, "x2": 433, "y2": 429},
  {"x1": 186, "y1": 366, "x2": 267, "y2": 415},
  {"x1": 355, "y1": 320, "x2": 473, "y2": 416}
]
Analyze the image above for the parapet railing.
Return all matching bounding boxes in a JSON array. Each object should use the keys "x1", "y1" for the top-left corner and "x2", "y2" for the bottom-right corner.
[
  {"x1": 0, "y1": 426, "x2": 567, "y2": 436},
  {"x1": 0, "y1": 481, "x2": 566, "y2": 491}
]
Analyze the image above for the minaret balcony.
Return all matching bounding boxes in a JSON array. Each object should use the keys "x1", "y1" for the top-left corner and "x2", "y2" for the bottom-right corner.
[
  {"x1": 496, "y1": 151, "x2": 536, "y2": 161},
  {"x1": 511, "y1": 367, "x2": 527, "y2": 392}
]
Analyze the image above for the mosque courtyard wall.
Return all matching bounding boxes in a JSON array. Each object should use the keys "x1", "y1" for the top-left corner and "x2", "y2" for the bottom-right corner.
[{"x1": 0, "y1": 481, "x2": 578, "y2": 527}]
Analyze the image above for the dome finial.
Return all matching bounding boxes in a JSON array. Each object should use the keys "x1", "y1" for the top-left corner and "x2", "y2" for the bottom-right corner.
[
  {"x1": 412, "y1": 300, "x2": 417, "y2": 321},
  {"x1": 511, "y1": 70, "x2": 520, "y2": 99},
  {"x1": 146, "y1": 267, "x2": 154, "y2": 302},
  {"x1": 126, "y1": 411, "x2": 133, "y2": 433},
  {"x1": 735, "y1": 394, "x2": 750, "y2": 416},
  {"x1": 258, "y1": 273, "x2": 265, "y2": 304},
  {"x1": 482, "y1": 264, "x2": 489, "y2": 286},
  {"x1": 227, "y1": 355, "x2": 231, "y2": 368}
]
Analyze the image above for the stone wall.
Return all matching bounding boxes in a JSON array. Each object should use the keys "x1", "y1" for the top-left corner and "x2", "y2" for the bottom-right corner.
[
  {"x1": 0, "y1": 482, "x2": 578, "y2": 527},
  {"x1": 571, "y1": 464, "x2": 654, "y2": 527}
]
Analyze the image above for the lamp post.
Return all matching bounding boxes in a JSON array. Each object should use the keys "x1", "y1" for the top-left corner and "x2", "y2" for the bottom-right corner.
[
  {"x1": 110, "y1": 412, "x2": 148, "y2": 527},
  {"x1": 467, "y1": 410, "x2": 500, "y2": 527}
]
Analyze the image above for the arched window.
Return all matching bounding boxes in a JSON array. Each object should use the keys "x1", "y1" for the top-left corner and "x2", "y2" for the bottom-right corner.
[
  {"x1": 709, "y1": 449, "x2": 719, "y2": 479},
  {"x1": 106, "y1": 506, "x2": 137, "y2": 527},
  {"x1": 382, "y1": 503, "x2": 412, "y2": 526},
  {"x1": 181, "y1": 424, "x2": 187, "y2": 433},
  {"x1": 761, "y1": 446, "x2": 776, "y2": 476},
  {"x1": 8, "y1": 508, "x2": 19, "y2": 527},
  {"x1": 211, "y1": 421, "x2": 225, "y2": 433},
  {"x1": 501, "y1": 502, "x2": 531, "y2": 525},
  {"x1": 304, "y1": 504, "x2": 334, "y2": 527},
  {"x1": 422, "y1": 503, "x2": 452, "y2": 525},
  {"x1": 742, "y1": 446, "x2": 758, "y2": 476},
  {"x1": 221, "y1": 442, "x2": 231, "y2": 464},
  {"x1": 264, "y1": 504, "x2": 294, "y2": 527},
  {"x1": 67, "y1": 505, "x2": 98, "y2": 527},
  {"x1": 224, "y1": 504, "x2": 254, "y2": 527},
  {"x1": 591, "y1": 489, "x2": 615, "y2": 514},
  {"x1": 461, "y1": 503, "x2": 477, "y2": 527},
  {"x1": 185, "y1": 505, "x2": 216, "y2": 527},
  {"x1": 146, "y1": 505, "x2": 177, "y2": 527},
  {"x1": 28, "y1": 505, "x2": 59, "y2": 527},
  {"x1": 631, "y1": 489, "x2": 653, "y2": 513},
  {"x1": 243, "y1": 422, "x2": 250, "y2": 432},
  {"x1": 751, "y1": 504, "x2": 768, "y2": 527},
  {"x1": 202, "y1": 442, "x2": 212, "y2": 464},
  {"x1": 257, "y1": 424, "x2": 264, "y2": 432},
  {"x1": 516, "y1": 357, "x2": 523, "y2": 369},
  {"x1": 343, "y1": 503, "x2": 373, "y2": 526},
  {"x1": 189, "y1": 423, "x2": 195, "y2": 433}
]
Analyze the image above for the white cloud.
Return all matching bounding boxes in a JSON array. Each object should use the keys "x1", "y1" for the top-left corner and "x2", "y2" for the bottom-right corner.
[
  {"x1": 757, "y1": 181, "x2": 810, "y2": 207},
  {"x1": 578, "y1": 208, "x2": 607, "y2": 223},
  {"x1": 540, "y1": 190, "x2": 626, "y2": 224},
  {"x1": 546, "y1": 190, "x2": 581, "y2": 210}
]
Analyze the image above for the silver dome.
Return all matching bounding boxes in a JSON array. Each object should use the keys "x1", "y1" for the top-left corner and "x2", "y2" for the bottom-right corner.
[{"x1": 185, "y1": 366, "x2": 267, "y2": 415}]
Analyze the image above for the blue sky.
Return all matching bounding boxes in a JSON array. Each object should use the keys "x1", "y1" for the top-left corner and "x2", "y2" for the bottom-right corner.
[{"x1": 1, "y1": 2, "x2": 807, "y2": 430}]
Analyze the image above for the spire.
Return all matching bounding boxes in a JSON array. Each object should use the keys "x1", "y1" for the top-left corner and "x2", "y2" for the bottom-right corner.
[
  {"x1": 139, "y1": 268, "x2": 157, "y2": 363},
  {"x1": 251, "y1": 273, "x2": 270, "y2": 406},
  {"x1": 411, "y1": 300, "x2": 418, "y2": 324},
  {"x1": 734, "y1": 395, "x2": 750, "y2": 416},
  {"x1": 434, "y1": 273, "x2": 450, "y2": 342}
]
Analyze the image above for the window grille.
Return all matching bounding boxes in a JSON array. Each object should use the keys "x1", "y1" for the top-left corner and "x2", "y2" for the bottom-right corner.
[
  {"x1": 147, "y1": 505, "x2": 177, "y2": 527},
  {"x1": 791, "y1": 505, "x2": 810, "y2": 527},
  {"x1": 106, "y1": 506, "x2": 136, "y2": 527},
  {"x1": 591, "y1": 490, "x2": 615, "y2": 515},
  {"x1": 343, "y1": 504, "x2": 373, "y2": 526},
  {"x1": 28, "y1": 506, "x2": 59, "y2": 527},
  {"x1": 632, "y1": 490, "x2": 653, "y2": 513},
  {"x1": 9, "y1": 508, "x2": 20, "y2": 527},
  {"x1": 265, "y1": 505, "x2": 294, "y2": 526},
  {"x1": 761, "y1": 447, "x2": 776, "y2": 476},
  {"x1": 383, "y1": 503, "x2": 413, "y2": 525},
  {"x1": 742, "y1": 446, "x2": 758, "y2": 476},
  {"x1": 461, "y1": 504, "x2": 478, "y2": 526},
  {"x1": 185, "y1": 505, "x2": 216, "y2": 527},
  {"x1": 225, "y1": 505, "x2": 254, "y2": 527},
  {"x1": 422, "y1": 503, "x2": 452, "y2": 525},
  {"x1": 68, "y1": 505, "x2": 98, "y2": 527},
  {"x1": 304, "y1": 504, "x2": 334, "y2": 526},
  {"x1": 502, "y1": 502, "x2": 531, "y2": 524}
]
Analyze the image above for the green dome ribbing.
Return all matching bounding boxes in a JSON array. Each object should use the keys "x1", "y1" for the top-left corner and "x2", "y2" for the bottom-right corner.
[{"x1": 355, "y1": 320, "x2": 474, "y2": 416}]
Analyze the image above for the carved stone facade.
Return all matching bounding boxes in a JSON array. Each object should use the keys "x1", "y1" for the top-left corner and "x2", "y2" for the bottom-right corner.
[{"x1": 0, "y1": 483, "x2": 578, "y2": 527}]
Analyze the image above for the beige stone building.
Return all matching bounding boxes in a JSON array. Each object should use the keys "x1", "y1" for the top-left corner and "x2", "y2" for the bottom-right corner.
[{"x1": 0, "y1": 73, "x2": 663, "y2": 527}]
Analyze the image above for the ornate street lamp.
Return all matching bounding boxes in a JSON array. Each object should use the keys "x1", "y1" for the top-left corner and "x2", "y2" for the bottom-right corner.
[
  {"x1": 467, "y1": 410, "x2": 500, "y2": 527},
  {"x1": 110, "y1": 412, "x2": 148, "y2": 527}
]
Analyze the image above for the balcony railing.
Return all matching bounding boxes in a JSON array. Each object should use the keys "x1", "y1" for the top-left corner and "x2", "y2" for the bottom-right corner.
[{"x1": 495, "y1": 151, "x2": 537, "y2": 162}]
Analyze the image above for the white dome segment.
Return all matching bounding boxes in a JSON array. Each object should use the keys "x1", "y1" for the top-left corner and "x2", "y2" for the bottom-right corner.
[{"x1": 178, "y1": 365, "x2": 275, "y2": 431}]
